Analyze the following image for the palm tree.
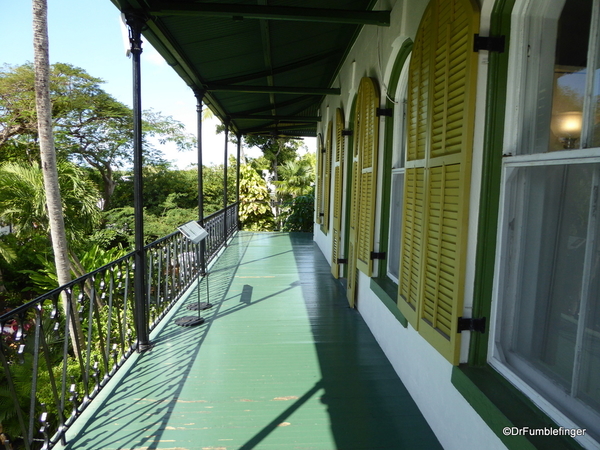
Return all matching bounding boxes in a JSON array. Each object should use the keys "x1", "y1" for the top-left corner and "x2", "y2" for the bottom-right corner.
[
  {"x1": 0, "y1": 161, "x2": 100, "y2": 242},
  {"x1": 275, "y1": 158, "x2": 315, "y2": 199},
  {"x1": 32, "y1": 0, "x2": 83, "y2": 351}
]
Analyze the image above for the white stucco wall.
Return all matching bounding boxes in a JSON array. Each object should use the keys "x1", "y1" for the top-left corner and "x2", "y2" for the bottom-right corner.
[
  {"x1": 312, "y1": 1, "x2": 508, "y2": 449},
  {"x1": 356, "y1": 273, "x2": 506, "y2": 450}
]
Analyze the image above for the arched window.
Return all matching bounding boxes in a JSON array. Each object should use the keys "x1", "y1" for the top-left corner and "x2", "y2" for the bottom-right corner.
[{"x1": 492, "y1": 0, "x2": 600, "y2": 443}]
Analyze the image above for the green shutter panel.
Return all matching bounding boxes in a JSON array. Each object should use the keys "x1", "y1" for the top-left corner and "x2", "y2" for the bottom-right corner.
[
  {"x1": 331, "y1": 108, "x2": 345, "y2": 279},
  {"x1": 398, "y1": 0, "x2": 479, "y2": 365},
  {"x1": 356, "y1": 78, "x2": 380, "y2": 277}
]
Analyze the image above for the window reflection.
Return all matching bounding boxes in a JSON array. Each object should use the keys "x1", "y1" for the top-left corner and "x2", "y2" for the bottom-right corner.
[{"x1": 549, "y1": 0, "x2": 592, "y2": 151}]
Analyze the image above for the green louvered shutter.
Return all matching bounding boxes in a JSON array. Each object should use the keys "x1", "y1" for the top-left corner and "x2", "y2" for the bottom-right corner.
[
  {"x1": 331, "y1": 108, "x2": 345, "y2": 278},
  {"x1": 398, "y1": 0, "x2": 479, "y2": 365}
]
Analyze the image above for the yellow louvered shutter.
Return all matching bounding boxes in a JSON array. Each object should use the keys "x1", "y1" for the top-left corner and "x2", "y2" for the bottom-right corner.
[
  {"x1": 400, "y1": 167, "x2": 425, "y2": 317},
  {"x1": 331, "y1": 108, "x2": 345, "y2": 278},
  {"x1": 355, "y1": 78, "x2": 380, "y2": 276},
  {"x1": 322, "y1": 121, "x2": 333, "y2": 233},
  {"x1": 347, "y1": 77, "x2": 380, "y2": 306},
  {"x1": 347, "y1": 91, "x2": 362, "y2": 307},
  {"x1": 398, "y1": 0, "x2": 479, "y2": 365},
  {"x1": 315, "y1": 134, "x2": 324, "y2": 224}
]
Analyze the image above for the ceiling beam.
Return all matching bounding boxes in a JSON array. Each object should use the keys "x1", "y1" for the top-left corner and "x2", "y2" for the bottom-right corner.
[
  {"x1": 232, "y1": 96, "x2": 316, "y2": 116},
  {"x1": 211, "y1": 50, "x2": 341, "y2": 86},
  {"x1": 207, "y1": 84, "x2": 340, "y2": 95},
  {"x1": 150, "y1": 3, "x2": 391, "y2": 26},
  {"x1": 229, "y1": 114, "x2": 321, "y2": 122},
  {"x1": 240, "y1": 122, "x2": 317, "y2": 134}
]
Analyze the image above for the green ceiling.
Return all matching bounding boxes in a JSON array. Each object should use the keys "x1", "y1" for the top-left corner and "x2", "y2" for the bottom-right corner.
[{"x1": 110, "y1": 0, "x2": 390, "y2": 137}]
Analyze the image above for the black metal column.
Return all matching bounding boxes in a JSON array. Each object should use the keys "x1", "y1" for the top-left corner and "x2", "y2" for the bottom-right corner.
[
  {"x1": 236, "y1": 133, "x2": 242, "y2": 229},
  {"x1": 125, "y1": 11, "x2": 150, "y2": 352},
  {"x1": 195, "y1": 90, "x2": 207, "y2": 275},
  {"x1": 223, "y1": 119, "x2": 229, "y2": 240},
  {"x1": 236, "y1": 133, "x2": 241, "y2": 204}
]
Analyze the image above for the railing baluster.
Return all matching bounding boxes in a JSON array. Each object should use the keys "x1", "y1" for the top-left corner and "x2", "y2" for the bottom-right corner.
[
  {"x1": 28, "y1": 306, "x2": 41, "y2": 446},
  {"x1": 157, "y1": 246, "x2": 163, "y2": 311},
  {"x1": 106, "y1": 268, "x2": 115, "y2": 375},
  {"x1": 38, "y1": 305, "x2": 66, "y2": 445}
]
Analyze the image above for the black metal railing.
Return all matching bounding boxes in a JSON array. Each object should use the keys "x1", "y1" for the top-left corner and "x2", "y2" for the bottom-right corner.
[
  {"x1": 203, "y1": 202, "x2": 238, "y2": 265},
  {"x1": 0, "y1": 203, "x2": 238, "y2": 450}
]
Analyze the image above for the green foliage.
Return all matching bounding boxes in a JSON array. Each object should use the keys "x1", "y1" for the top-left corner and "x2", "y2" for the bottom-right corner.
[
  {"x1": 110, "y1": 164, "x2": 235, "y2": 218},
  {"x1": 281, "y1": 194, "x2": 315, "y2": 233},
  {"x1": 0, "y1": 160, "x2": 101, "y2": 241},
  {"x1": 97, "y1": 197, "x2": 199, "y2": 248},
  {"x1": 19, "y1": 255, "x2": 58, "y2": 294},
  {"x1": 19, "y1": 244, "x2": 128, "y2": 294},
  {"x1": 239, "y1": 163, "x2": 275, "y2": 231},
  {"x1": 0, "y1": 233, "x2": 51, "y2": 301},
  {"x1": 242, "y1": 135, "x2": 302, "y2": 173}
]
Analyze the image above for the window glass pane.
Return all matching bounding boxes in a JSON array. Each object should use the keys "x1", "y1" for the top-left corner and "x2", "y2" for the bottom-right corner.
[
  {"x1": 499, "y1": 162, "x2": 600, "y2": 439},
  {"x1": 387, "y1": 170, "x2": 404, "y2": 282},
  {"x1": 392, "y1": 100, "x2": 407, "y2": 168},
  {"x1": 549, "y1": 0, "x2": 592, "y2": 151}
]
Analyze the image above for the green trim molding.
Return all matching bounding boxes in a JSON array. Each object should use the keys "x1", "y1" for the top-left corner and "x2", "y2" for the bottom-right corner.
[
  {"x1": 452, "y1": 366, "x2": 584, "y2": 450},
  {"x1": 468, "y1": 0, "x2": 512, "y2": 367},
  {"x1": 377, "y1": 39, "x2": 413, "y2": 282},
  {"x1": 455, "y1": 2, "x2": 585, "y2": 449}
]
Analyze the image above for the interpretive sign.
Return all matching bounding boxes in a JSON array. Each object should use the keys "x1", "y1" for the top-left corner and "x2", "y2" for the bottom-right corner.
[{"x1": 177, "y1": 221, "x2": 208, "y2": 244}]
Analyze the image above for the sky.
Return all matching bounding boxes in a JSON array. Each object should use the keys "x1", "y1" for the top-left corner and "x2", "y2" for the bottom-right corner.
[{"x1": 0, "y1": 0, "x2": 314, "y2": 168}]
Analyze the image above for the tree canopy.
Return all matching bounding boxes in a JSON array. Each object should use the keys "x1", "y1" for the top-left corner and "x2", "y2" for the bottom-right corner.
[{"x1": 0, "y1": 63, "x2": 196, "y2": 207}]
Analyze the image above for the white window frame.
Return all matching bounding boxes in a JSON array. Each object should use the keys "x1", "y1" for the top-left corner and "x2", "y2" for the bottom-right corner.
[
  {"x1": 386, "y1": 55, "x2": 411, "y2": 284},
  {"x1": 490, "y1": 0, "x2": 600, "y2": 447}
]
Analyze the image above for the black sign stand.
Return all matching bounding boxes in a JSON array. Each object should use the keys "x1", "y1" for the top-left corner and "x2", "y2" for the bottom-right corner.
[{"x1": 175, "y1": 222, "x2": 211, "y2": 327}]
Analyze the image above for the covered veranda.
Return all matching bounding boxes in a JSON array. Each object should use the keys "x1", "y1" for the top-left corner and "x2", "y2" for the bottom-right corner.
[{"x1": 53, "y1": 232, "x2": 440, "y2": 450}]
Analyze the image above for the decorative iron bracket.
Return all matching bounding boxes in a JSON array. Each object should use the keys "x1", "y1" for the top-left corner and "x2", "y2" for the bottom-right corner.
[
  {"x1": 457, "y1": 317, "x2": 486, "y2": 334},
  {"x1": 337, "y1": 258, "x2": 348, "y2": 264},
  {"x1": 342, "y1": 129, "x2": 353, "y2": 136},
  {"x1": 473, "y1": 34, "x2": 505, "y2": 53}
]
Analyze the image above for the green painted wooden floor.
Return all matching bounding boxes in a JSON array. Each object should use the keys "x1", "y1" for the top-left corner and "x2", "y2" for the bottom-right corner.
[{"x1": 58, "y1": 232, "x2": 441, "y2": 450}]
